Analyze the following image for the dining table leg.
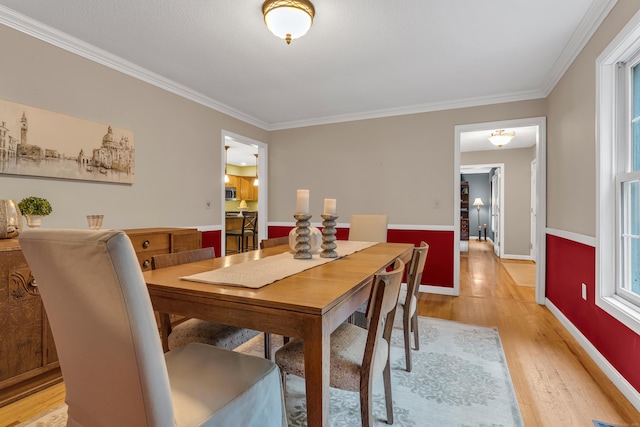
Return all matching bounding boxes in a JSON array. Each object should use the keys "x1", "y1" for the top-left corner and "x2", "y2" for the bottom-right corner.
[{"x1": 303, "y1": 315, "x2": 331, "y2": 427}]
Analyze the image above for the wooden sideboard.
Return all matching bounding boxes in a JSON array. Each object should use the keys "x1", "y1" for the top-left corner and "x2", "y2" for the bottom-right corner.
[
  {"x1": 122, "y1": 228, "x2": 202, "y2": 271},
  {"x1": 0, "y1": 227, "x2": 201, "y2": 407},
  {"x1": 0, "y1": 238, "x2": 60, "y2": 408}
]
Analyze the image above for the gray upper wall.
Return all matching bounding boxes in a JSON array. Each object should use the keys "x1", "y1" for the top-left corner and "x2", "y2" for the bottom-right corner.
[{"x1": 1, "y1": 0, "x2": 639, "y2": 240}]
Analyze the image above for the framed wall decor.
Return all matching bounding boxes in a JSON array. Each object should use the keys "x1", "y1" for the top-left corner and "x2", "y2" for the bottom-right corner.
[{"x1": 0, "y1": 98, "x2": 135, "y2": 184}]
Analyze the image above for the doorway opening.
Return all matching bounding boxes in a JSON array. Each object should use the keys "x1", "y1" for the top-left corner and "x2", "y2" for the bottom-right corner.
[
  {"x1": 221, "y1": 131, "x2": 268, "y2": 255},
  {"x1": 454, "y1": 117, "x2": 546, "y2": 304},
  {"x1": 460, "y1": 163, "x2": 504, "y2": 258}
]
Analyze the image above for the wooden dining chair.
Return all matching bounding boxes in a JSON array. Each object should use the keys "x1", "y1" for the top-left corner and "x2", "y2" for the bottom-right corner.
[
  {"x1": 226, "y1": 211, "x2": 258, "y2": 253},
  {"x1": 275, "y1": 258, "x2": 405, "y2": 427},
  {"x1": 19, "y1": 229, "x2": 287, "y2": 427},
  {"x1": 397, "y1": 241, "x2": 429, "y2": 372},
  {"x1": 152, "y1": 248, "x2": 272, "y2": 360},
  {"x1": 259, "y1": 235, "x2": 289, "y2": 249}
]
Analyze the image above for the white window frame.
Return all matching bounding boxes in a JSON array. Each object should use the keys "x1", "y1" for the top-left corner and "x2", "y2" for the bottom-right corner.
[{"x1": 596, "y1": 9, "x2": 640, "y2": 335}]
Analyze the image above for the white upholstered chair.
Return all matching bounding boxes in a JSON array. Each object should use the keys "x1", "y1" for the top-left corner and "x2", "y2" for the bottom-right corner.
[
  {"x1": 275, "y1": 258, "x2": 405, "y2": 427},
  {"x1": 20, "y1": 229, "x2": 287, "y2": 427},
  {"x1": 396, "y1": 241, "x2": 429, "y2": 372},
  {"x1": 348, "y1": 214, "x2": 388, "y2": 242},
  {"x1": 151, "y1": 248, "x2": 270, "y2": 359},
  {"x1": 348, "y1": 214, "x2": 389, "y2": 327}
]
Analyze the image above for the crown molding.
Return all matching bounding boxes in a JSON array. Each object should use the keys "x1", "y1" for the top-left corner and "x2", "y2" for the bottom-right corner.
[
  {"x1": 0, "y1": 5, "x2": 270, "y2": 130},
  {"x1": 266, "y1": 89, "x2": 546, "y2": 130},
  {"x1": 540, "y1": 0, "x2": 618, "y2": 95},
  {"x1": 0, "y1": 2, "x2": 618, "y2": 131}
]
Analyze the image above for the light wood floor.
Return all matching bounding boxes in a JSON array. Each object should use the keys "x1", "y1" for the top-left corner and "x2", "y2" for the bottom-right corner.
[{"x1": 1, "y1": 239, "x2": 639, "y2": 426}]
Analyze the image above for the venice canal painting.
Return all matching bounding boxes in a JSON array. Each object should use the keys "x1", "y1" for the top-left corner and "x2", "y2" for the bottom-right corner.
[{"x1": 0, "y1": 98, "x2": 135, "y2": 184}]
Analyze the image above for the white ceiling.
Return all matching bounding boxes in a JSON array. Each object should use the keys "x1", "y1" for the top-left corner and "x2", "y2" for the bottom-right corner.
[
  {"x1": 0, "y1": 0, "x2": 616, "y2": 136},
  {"x1": 0, "y1": 0, "x2": 617, "y2": 130},
  {"x1": 225, "y1": 137, "x2": 258, "y2": 167}
]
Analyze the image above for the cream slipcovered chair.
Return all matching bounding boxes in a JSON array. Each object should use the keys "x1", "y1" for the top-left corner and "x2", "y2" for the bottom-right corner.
[
  {"x1": 396, "y1": 241, "x2": 429, "y2": 372},
  {"x1": 152, "y1": 248, "x2": 270, "y2": 359},
  {"x1": 349, "y1": 214, "x2": 389, "y2": 327},
  {"x1": 20, "y1": 229, "x2": 287, "y2": 427},
  {"x1": 348, "y1": 214, "x2": 388, "y2": 243},
  {"x1": 275, "y1": 258, "x2": 405, "y2": 427}
]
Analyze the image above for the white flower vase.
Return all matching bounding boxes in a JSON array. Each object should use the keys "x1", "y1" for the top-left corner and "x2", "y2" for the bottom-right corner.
[
  {"x1": 289, "y1": 226, "x2": 322, "y2": 254},
  {"x1": 25, "y1": 215, "x2": 43, "y2": 228}
]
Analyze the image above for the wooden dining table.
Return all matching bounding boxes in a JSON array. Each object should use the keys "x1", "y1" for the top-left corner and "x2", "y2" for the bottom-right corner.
[{"x1": 143, "y1": 241, "x2": 413, "y2": 427}]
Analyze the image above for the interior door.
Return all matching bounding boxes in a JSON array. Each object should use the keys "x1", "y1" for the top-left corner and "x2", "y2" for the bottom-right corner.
[{"x1": 491, "y1": 170, "x2": 500, "y2": 257}]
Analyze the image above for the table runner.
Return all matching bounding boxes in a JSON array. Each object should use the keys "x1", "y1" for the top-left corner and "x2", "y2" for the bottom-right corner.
[{"x1": 180, "y1": 240, "x2": 377, "y2": 288}]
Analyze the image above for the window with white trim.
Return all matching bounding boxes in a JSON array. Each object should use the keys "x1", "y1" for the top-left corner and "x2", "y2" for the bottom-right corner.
[
  {"x1": 621, "y1": 60, "x2": 640, "y2": 304},
  {"x1": 596, "y1": 10, "x2": 640, "y2": 335}
]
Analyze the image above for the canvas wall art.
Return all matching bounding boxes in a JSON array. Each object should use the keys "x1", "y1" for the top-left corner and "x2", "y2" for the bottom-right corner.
[{"x1": 0, "y1": 98, "x2": 135, "y2": 184}]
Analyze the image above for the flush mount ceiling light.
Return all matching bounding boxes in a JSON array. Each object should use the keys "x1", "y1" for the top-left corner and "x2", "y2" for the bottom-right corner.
[
  {"x1": 262, "y1": 0, "x2": 315, "y2": 45},
  {"x1": 488, "y1": 129, "x2": 516, "y2": 148}
]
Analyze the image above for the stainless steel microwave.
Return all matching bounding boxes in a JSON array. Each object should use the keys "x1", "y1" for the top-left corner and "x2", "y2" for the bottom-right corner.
[{"x1": 225, "y1": 187, "x2": 236, "y2": 200}]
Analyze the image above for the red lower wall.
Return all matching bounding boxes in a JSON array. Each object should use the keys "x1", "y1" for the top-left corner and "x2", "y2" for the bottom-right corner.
[
  {"x1": 201, "y1": 229, "x2": 222, "y2": 257},
  {"x1": 267, "y1": 225, "x2": 454, "y2": 287},
  {"x1": 546, "y1": 234, "x2": 640, "y2": 394}
]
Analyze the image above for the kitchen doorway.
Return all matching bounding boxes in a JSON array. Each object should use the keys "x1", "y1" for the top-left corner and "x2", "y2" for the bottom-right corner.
[{"x1": 221, "y1": 131, "x2": 267, "y2": 255}]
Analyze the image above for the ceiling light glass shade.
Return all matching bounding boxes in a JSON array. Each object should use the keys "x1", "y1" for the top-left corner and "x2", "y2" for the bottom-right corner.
[
  {"x1": 488, "y1": 130, "x2": 515, "y2": 147},
  {"x1": 263, "y1": 0, "x2": 315, "y2": 44}
]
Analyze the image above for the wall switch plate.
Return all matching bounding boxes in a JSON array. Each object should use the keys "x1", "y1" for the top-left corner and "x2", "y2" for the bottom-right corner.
[{"x1": 581, "y1": 283, "x2": 587, "y2": 300}]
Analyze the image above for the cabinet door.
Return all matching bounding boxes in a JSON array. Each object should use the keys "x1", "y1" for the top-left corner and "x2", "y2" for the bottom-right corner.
[
  {"x1": 227, "y1": 175, "x2": 239, "y2": 190},
  {"x1": 171, "y1": 230, "x2": 202, "y2": 253}
]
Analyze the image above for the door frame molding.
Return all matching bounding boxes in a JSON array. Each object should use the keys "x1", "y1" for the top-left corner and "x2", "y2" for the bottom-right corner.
[{"x1": 454, "y1": 116, "x2": 547, "y2": 304}]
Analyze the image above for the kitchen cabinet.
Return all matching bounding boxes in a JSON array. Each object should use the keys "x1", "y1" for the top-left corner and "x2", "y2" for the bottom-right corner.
[{"x1": 228, "y1": 175, "x2": 258, "y2": 201}]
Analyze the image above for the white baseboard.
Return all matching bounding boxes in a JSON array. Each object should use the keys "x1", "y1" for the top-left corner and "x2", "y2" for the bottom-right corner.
[
  {"x1": 546, "y1": 299, "x2": 640, "y2": 412},
  {"x1": 419, "y1": 284, "x2": 459, "y2": 296},
  {"x1": 502, "y1": 253, "x2": 532, "y2": 261}
]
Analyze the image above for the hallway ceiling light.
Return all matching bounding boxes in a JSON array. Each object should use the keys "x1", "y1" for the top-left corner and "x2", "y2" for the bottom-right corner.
[
  {"x1": 262, "y1": 0, "x2": 315, "y2": 45},
  {"x1": 488, "y1": 129, "x2": 515, "y2": 148}
]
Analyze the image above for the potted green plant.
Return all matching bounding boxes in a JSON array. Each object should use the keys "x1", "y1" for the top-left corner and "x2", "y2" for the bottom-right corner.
[{"x1": 18, "y1": 196, "x2": 52, "y2": 228}]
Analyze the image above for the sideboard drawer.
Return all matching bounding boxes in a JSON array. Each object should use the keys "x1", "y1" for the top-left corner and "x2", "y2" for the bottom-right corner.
[{"x1": 128, "y1": 233, "x2": 170, "y2": 253}]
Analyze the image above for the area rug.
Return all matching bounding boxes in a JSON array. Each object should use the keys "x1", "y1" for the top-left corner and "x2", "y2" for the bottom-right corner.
[
  {"x1": 502, "y1": 261, "x2": 536, "y2": 287},
  {"x1": 18, "y1": 317, "x2": 524, "y2": 427}
]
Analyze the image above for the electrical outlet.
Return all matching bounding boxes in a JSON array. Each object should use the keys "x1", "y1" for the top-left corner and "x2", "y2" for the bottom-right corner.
[{"x1": 581, "y1": 283, "x2": 587, "y2": 300}]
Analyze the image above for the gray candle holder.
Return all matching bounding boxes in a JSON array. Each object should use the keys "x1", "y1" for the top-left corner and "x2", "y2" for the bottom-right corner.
[
  {"x1": 320, "y1": 214, "x2": 338, "y2": 258},
  {"x1": 293, "y1": 213, "x2": 313, "y2": 259}
]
